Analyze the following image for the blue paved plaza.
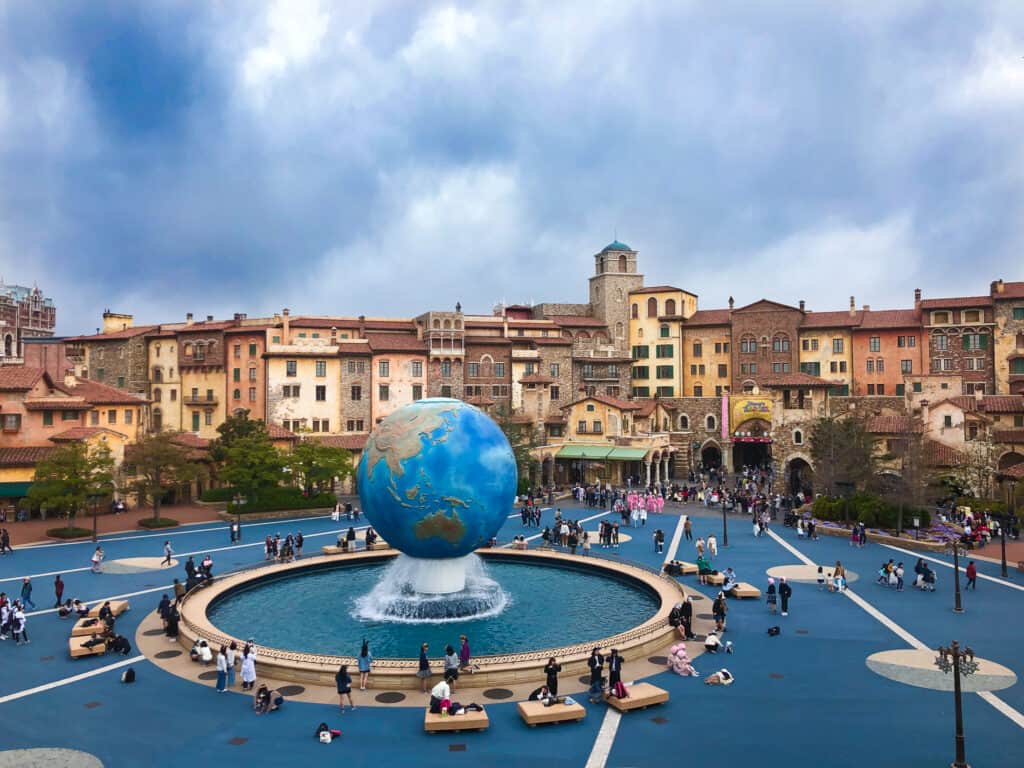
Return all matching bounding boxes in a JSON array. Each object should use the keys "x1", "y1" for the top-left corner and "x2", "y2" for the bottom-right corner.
[{"x1": 0, "y1": 501, "x2": 1021, "y2": 767}]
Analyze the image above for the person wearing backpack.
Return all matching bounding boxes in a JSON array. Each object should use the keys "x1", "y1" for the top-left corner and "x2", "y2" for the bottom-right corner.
[
  {"x1": 607, "y1": 649, "x2": 623, "y2": 689},
  {"x1": 779, "y1": 577, "x2": 793, "y2": 616}
]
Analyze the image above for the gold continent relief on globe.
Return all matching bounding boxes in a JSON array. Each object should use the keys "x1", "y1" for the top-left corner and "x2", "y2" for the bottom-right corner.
[{"x1": 413, "y1": 510, "x2": 468, "y2": 545}]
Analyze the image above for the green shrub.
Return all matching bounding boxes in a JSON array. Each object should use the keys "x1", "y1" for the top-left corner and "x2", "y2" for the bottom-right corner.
[
  {"x1": 955, "y1": 497, "x2": 1007, "y2": 515},
  {"x1": 46, "y1": 527, "x2": 94, "y2": 539},
  {"x1": 199, "y1": 487, "x2": 236, "y2": 502},
  {"x1": 812, "y1": 492, "x2": 929, "y2": 529},
  {"x1": 138, "y1": 517, "x2": 179, "y2": 529},
  {"x1": 227, "y1": 487, "x2": 336, "y2": 514}
]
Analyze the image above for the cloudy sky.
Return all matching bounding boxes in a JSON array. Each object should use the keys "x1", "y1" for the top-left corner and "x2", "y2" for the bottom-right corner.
[{"x1": 1, "y1": 1, "x2": 1023, "y2": 334}]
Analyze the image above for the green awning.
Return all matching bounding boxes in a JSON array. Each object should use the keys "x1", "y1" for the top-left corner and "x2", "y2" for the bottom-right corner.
[
  {"x1": 556, "y1": 445, "x2": 613, "y2": 460},
  {"x1": 0, "y1": 482, "x2": 32, "y2": 498},
  {"x1": 606, "y1": 447, "x2": 650, "y2": 460}
]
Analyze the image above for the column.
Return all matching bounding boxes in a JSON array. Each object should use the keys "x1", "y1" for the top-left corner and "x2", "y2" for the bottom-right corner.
[
  {"x1": 663, "y1": 454, "x2": 671, "y2": 482},
  {"x1": 653, "y1": 457, "x2": 661, "y2": 486},
  {"x1": 644, "y1": 459, "x2": 651, "y2": 488}
]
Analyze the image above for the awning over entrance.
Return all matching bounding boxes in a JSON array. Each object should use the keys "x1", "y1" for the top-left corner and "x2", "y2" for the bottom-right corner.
[
  {"x1": 606, "y1": 447, "x2": 650, "y2": 460},
  {"x1": 0, "y1": 481, "x2": 32, "y2": 498},
  {"x1": 556, "y1": 445, "x2": 613, "y2": 460}
]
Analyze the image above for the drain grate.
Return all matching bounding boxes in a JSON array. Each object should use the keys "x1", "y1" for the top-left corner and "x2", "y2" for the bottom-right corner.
[
  {"x1": 198, "y1": 670, "x2": 218, "y2": 681},
  {"x1": 39, "y1": 656, "x2": 54, "y2": 662},
  {"x1": 143, "y1": 629, "x2": 165, "y2": 636},
  {"x1": 482, "y1": 688, "x2": 514, "y2": 700},
  {"x1": 155, "y1": 650, "x2": 182, "y2": 659},
  {"x1": 375, "y1": 691, "x2": 406, "y2": 704},
  {"x1": 795, "y1": 629, "x2": 809, "y2": 635},
  {"x1": 277, "y1": 685, "x2": 305, "y2": 696},
  {"x1": 647, "y1": 656, "x2": 668, "y2": 666},
  {"x1": 769, "y1": 673, "x2": 784, "y2": 679}
]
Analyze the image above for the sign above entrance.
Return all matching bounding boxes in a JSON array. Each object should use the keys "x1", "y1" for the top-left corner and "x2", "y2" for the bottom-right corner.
[{"x1": 731, "y1": 397, "x2": 772, "y2": 428}]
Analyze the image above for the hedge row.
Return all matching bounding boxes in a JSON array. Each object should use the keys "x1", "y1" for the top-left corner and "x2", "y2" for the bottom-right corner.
[
  {"x1": 138, "y1": 517, "x2": 180, "y2": 529},
  {"x1": 812, "y1": 493, "x2": 931, "y2": 530},
  {"x1": 199, "y1": 487, "x2": 236, "y2": 502},
  {"x1": 226, "y1": 487, "x2": 336, "y2": 514}
]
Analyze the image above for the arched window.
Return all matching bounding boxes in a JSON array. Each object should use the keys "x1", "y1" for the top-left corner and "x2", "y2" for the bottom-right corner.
[
  {"x1": 152, "y1": 366, "x2": 163, "y2": 383},
  {"x1": 1016, "y1": 333, "x2": 1024, "y2": 349},
  {"x1": 184, "y1": 343, "x2": 193, "y2": 356},
  {"x1": 233, "y1": 388, "x2": 241, "y2": 400},
  {"x1": 153, "y1": 387, "x2": 162, "y2": 402},
  {"x1": 152, "y1": 407, "x2": 162, "y2": 431},
  {"x1": 647, "y1": 297, "x2": 658, "y2": 318},
  {"x1": 616, "y1": 287, "x2": 624, "y2": 301},
  {"x1": 432, "y1": 319, "x2": 440, "y2": 329},
  {"x1": 772, "y1": 334, "x2": 790, "y2": 352},
  {"x1": 443, "y1": 319, "x2": 451, "y2": 329},
  {"x1": 631, "y1": 303, "x2": 639, "y2": 320},
  {"x1": 637, "y1": 328, "x2": 644, "y2": 338},
  {"x1": 740, "y1": 335, "x2": 757, "y2": 353},
  {"x1": 619, "y1": 255, "x2": 627, "y2": 272},
  {"x1": 679, "y1": 414, "x2": 689, "y2": 430},
  {"x1": 665, "y1": 298, "x2": 677, "y2": 316},
  {"x1": 706, "y1": 415, "x2": 717, "y2": 430},
  {"x1": 615, "y1": 322, "x2": 624, "y2": 338},
  {"x1": 3, "y1": 335, "x2": 11, "y2": 357},
  {"x1": 793, "y1": 429, "x2": 804, "y2": 445}
]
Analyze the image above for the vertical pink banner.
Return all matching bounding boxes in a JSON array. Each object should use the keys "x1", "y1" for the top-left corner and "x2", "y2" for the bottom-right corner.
[{"x1": 721, "y1": 393, "x2": 729, "y2": 440}]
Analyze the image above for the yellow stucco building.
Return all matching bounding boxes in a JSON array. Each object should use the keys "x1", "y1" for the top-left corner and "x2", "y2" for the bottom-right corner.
[
  {"x1": 681, "y1": 310, "x2": 733, "y2": 397},
  {"x1": 628, "y1": 286, "x2": 695, "y2": 398},
  {"x1": 797, "y1": 311, "x2": 857, "y2": 395},
  {"x1": 265, "y1": 342, "x2": 342, "y2": 434}
]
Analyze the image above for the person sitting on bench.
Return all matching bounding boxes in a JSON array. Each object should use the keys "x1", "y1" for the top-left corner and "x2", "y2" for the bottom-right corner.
[
  {"x1": 528, "y1": 685, "x2": 555, "y2": 704},
  {"x1": 82, "y1": 633, "x2": 106, "y2": 649},
  {"x1": 429, "y1": 678, "x2": 452, "y2": 714},
  {"x1": 722, "y1": 568, "x2": 739, "y2": 596},
  {"x1": 97, "y1": 601, "x2": 114, "y2": 623},
  {"x1": 365, "y1": 528, "x2": 378, "y2": 547},
  {"x1": 109, "y1": 634, "x2": 132, "y2": 655},
  {"x1": 58, "y1": 599, "x2": 75, "y2": 618}
]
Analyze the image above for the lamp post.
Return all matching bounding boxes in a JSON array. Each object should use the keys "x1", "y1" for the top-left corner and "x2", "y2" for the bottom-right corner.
[
  {"x1": 935, "y1": 641, "x2": 979, "y2": 768},
  {"x1": 946, "y1": 540, "x2": 967, "y2": 614},
  {"x1": 90, "y1": 495, "x2": 101, "y2": 543},
  {"x1": 913, "y1": 515, "x2": 920, "y2": 541},
  {"x1": 1001, "y1": 479, "x2": 1016, "y2": 579},
  {"x1": 721, "y1": 500, "x2": 729, "y2": 548}
]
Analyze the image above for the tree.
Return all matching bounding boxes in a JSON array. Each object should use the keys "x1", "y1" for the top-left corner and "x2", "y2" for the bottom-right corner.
[
  {"x1": 209, "y1": 410, "x2": 269, "y2": 463},
  {"x1": 493, "y1": 404, "x2": 538, "y2": 490},
  {"x1": 951, "y1": 432, "x2": 999, "y2": 500},
  {"x1": 881, "y1": 431, "x2": 932, "y2": 535},
  {"x1": 809, "y1": 415, "x2": 877, "y2": 520},
  {"x1": 129, "y1": 432, "x2": 208, "y2": 521},
  {"x1": 219, "y1": 434, "x2": 285, "y2": 505},
  {"x1": 28, "y1": 442, "x2": 115, "y2": 530},
  {"x1": 288, "y1": 440, "x2": 353, "y2": 494}
]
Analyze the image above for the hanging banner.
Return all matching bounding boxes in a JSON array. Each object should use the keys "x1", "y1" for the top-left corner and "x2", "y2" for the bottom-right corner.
[{"x1": 731, "y1": 397, "x2": 772, "y2": 428}]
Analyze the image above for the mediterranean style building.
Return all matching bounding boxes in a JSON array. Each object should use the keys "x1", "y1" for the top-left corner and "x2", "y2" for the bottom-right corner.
[
  {"x1": 0, "y1": 281, "x2": 56, "y2": 364},
  {"x1": 1, "y1": 245, "x2": 1022, "y2": 505}
]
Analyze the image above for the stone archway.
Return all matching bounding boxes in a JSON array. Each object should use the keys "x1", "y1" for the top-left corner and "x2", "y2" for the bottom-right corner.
[
  {"x1": 700, "y1": 440, "x2": 722, "y2": 470},
  {"x1": 998, "y1": 451, "x2": 1024, "y2": 471},
  {"x1": 785, "y1": 454, "x2": 814, "y2": 496}
]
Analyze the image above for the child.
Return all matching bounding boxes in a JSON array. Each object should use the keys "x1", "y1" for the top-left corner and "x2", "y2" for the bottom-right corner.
[
  {"x1": 766, "y1": 578, "x2": 777, "y2": 614},
  {"x1": 816, "y1": 566, "x2": 825, "y2": 590},
  {"x1": 895, "y1": 562, "x2": 904, "y2": 592}
]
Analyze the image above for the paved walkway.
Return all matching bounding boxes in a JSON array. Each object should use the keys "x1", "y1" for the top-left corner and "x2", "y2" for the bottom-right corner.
[{"x1": 3, "y1": 504, "x2": 223, "y2": 547}]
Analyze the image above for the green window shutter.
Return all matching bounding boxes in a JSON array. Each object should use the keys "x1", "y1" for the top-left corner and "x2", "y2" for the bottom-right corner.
[
  {"x1": 979, "y1": 334, "x2": 988, "y2": 349},
  {"x1": 896, "y1": 384, "x2": 905, "y2": 396}
]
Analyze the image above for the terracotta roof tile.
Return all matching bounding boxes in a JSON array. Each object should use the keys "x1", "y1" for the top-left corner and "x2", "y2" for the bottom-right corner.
[
  {"x1": 49, "y1": 426, "x2": 128, "y2": 442},
  {"x1": 993, "y1": 282, "x2": 1024, "y2": 299},
  {"x1": 866, "y1": 415, "x2": 923, "y2": 434},
  {"x1": 365, "y1": 333, "x2": 427, "y2": 353},
  {"x1": 800, "y1": 310, "x2": 862, "y2": 329},
  {"x1": 54, "y1": 378, "x2": 148, "y2": 405},
  {"x1": 937, "y1": 395, "x2": 1024, "y2": 415},
  {"x1": 758, "y1": 373, "x2": 834, "y2": 388},
  {"x1": 856, "y1": 309, "x2": 921, "y2": 329},
  {"x1": 464, "y1": 395, "x2": 496, "y2": 406},
  {"x1": 170, "y1": 433, "x2": 210, "y2": 449},
  {"x1": 924, "y1": 441, "x2": 964, "y2": 467},
  {"x1": 919, "y1": 296, "x2": 992, "y2": 309},
  {"x1": 993, "y1": 429, "x2": 1024, "y2": 444},
  {"x1": 562, "y1": 393, "x2": 641, "y2": 412},
  {"x1": 63, "y1": 324, "x2": 161, "y2": 342},
  {"x1": 0, "y1": 366, "x2": 47, "y2": 391},
  {"x1": 0, "y1": 446, "x2": 56, "y2": 466},
  {"x1": 684, "y1": 309, "x2": 732, "y2": 327},
  {"x1": 629, "y1": 286, "x2": 687, "y2": 295},
  {"x1": 1000, "y1": 461, "x2": 1024, "y2": 478},
  {"x1": 23, "y1": 397, "x2": 91, "y2": 411},
  {"x1": 310, "y1": 434, "x2": 368, "y2": 451},
  {"x1": 266, "y1": 423, "x2": 299, "y2": 440},
  {"x1": 176, "y1": 321, "x2": 237, "y2": 332},
  {"x1": 634, "y1": 400, "x2": 657, "y2": 417},
  {"x1": 549, "y1": 316, "x2": 607, "y2": 328}
]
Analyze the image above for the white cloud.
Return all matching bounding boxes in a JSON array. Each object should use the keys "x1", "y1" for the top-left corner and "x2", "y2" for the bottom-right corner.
[
  {"x1": 947, "y1": 31, "x2": 1024, "y2": 112},
  {"x1": 242, "y1": 0, "x2": 330, "y2": 96}
]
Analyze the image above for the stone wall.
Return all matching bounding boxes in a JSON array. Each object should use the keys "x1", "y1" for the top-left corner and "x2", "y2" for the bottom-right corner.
[
  {"x1": 533, "y1": 303, "x2": 591, "y2": 318},
  {"x1": 339, "y1": 353, "x2": 372, "y2": 431},
  {"x1": 730, "y1": 302, "x2": 803, "y2": 391},
  {"x1": 84, "y1": 337, "x2": 150, "y2": 394},
  {"x1": 829, "y1": 396, "x2": 906, "y2": 419},
  {"x1": 463, "y1": 339, "x2": 513, "y2": 411},
  {"x1": 993, "y1": 300, "x2": 1024, "y2": 394}
]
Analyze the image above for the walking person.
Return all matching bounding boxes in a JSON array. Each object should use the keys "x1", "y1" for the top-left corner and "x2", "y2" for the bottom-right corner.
[
  {"x1": 240, "y1": 643, "x2": 257, "y2": 691},
  {"x1": 965, "y1": 561, "x2": 977, "y2": 590},
  {"x1": 20, "y1": 577, "x2": 35, "y2": 611},
  {"x1": 295, "y1": 531, "x2": 303, "y2": 559},
  {"x1": 226, "y1": 641, "x2": 238, "y2": 688},
  {"x1": 544, "y1": 657, "x2": 561, "y2": 696},
  {"x1": 162, "y1": 541, "x2": 173, "y2": 567},
  {"x1": 712, "y1": 592, "x2": 727, "y2": 632},
  {"x1": 1, "y1": 528, "x2": 12, "y2": 554},
  {"x1": 684, "y1": 516, "x2": 693, "y2": 541},
  {"x1": 12, "y1": 602, "x2": 28, "y2": 645},
  {"x1": 444, "y1": 644, "x2": 460, "y2": 691},
  {"x1": 779, "y1": 577, "x2": 792, "y2": 616},
  {"x1": 215, "y1": 645, "x2": 229, "y2": 692},
  {"x1": 54, "y1": 574, "x2": 64, "y2": 608},
  {"x1": 458, "y1": 635, "x2": 472, "y2": 674},
  {"x1": 358, "y1": 639, "x2": 373, "y2": 690},
  {"x1": 336, "y1": 664, "x2": 355, "y2": 712},
  {"x1": 654, "y1": 529, "x2": 664, "y2": 554},
  {"x1": 90, "y1": 546, "x2": 104, "y2": 573},
  {"x1": 708, "y1": 534, "x2": 718, "y2": 558}
]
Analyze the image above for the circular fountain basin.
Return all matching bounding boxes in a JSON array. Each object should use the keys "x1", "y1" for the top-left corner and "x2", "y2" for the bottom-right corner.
[
  {"x1": 207, "y1": 557, "x2": 658, "y2": 656},
  {"x1": 176, "y1": 549, "x2": 686, "y2": 689}
]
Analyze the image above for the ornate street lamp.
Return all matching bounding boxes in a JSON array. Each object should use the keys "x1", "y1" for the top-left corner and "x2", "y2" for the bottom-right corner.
[
  {"x1": 935, "y1": 641, "x2": 980, "y2": 768},
  {"x1": 945, "y1": 540, "x2": 969, "y2": 614},
  {"x1": 721, "y1": 499, "x2": 729, "y2": 548},
  {"x1": 1001, "y1": 478, "x2": 1016, "y2": 579}
]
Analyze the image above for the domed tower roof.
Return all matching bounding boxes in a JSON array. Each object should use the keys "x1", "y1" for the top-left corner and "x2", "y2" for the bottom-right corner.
[{"x1": 600, "y1": 240, "x2": 632, "y2": 253}]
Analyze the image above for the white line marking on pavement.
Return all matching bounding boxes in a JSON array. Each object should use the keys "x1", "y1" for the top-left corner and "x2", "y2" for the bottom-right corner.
[
  {"x1": 766, "y1": 528, "x2": 1024, "y2": 730},
  {"x1": 663, "y1": 515, "x2": 686, "y2": 565},
  {"x1": 879, "y1": 543, "x2": 1024, "y2": 594},
  {"x1": 502, "y1": 510, "x2": 613, "y2": 547},
  {"x1": 0, "y1": 655, "x2": 144, "y2": 707},
  {"x1": 584, "y1": 707, "x2": 622, "y2": 768}
]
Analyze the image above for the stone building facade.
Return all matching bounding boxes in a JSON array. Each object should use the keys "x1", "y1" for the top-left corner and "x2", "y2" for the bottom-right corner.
[
  {"x1": 730, "y1": 300, "x2": 803, "y2": 393},
  {"x1": 991, "y1": 280, "x2": 1024, "y2": 395}
]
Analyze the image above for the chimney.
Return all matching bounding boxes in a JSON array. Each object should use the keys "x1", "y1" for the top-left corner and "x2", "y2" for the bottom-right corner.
[
  {"x1": 914, "y1": 287, "x2": 921, "y2": 304},
  {"x1": 799, "y1": 300, "x2": 805, "y2": 312},
  {"x1": 186, "y1": 312, "x2": 194, "y2": 325},
  {"x1": 206, "y1": 314, "x2": 214, "y2": 322},
  {"x1": 63, "y1": 369, "x2": 77, "y2": 388},
  {"x1": 920, "y1": 399, "x2": 930, "y2": 427},
  {"x1": 282, "y1": 308, "x2": 290, "y2": 343},
  {"x1": 991, "y1": 279, "x2": 1005, "y2": 295},
  {"x1": 233, "y1": 313, "x2": 247, "y2": 321},
  {"x1": 849, "y1": 296, "x2": 856, "y2": 317},
  {"x1": 863, "y1": 304, "x2": 870, "y2": 312},
  {"x1": 102, "y1": 311, "x2": 134, "y2": 334},
  {"x1": 728, "y1": 296, "x2": 734, "y2": 310}
]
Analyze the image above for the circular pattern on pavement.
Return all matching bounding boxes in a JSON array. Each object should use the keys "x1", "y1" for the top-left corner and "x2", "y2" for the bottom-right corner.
[
  {"x1": 483, "y1": 688, "x2": 515, "y2": 700},
  {"x1": 766, "y1": 564, "x2": 859, "y2": 584},
  {"x1": 277, "y1": 685, "x2": 305, "y2": 696},
  {"x1": 155, "y1": 650, "x2": 182, "y2": 659},
  {"x1": 143, "y1": 629, "x2": 165, "y2": 637},
  {"x1": 103, "y1": 557, "x2": 178, "y2": 575},
  {"x1": 0, "y1": 749, "x2": 103, "y2": 768},
  {"x1": 583, "y1": 529, "x2": 633, "y2": 544},
  {"x1": 647, "y1": 656, "x2": 668, "y2": 666},
  {"x1": 866, "y1": 649, "x2": 1017, "y2": 692},
  {"x1": 375, "y1": 691, "x2": 406, "y2": 704},
  {"x1": 197, "y1": 671, "x2": 218, "y2": 681}
]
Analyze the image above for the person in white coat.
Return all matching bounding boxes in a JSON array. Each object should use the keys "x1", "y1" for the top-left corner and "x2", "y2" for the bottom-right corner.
[{"x1": 241, "y1": 643, "x2": 257, "y2": 691}]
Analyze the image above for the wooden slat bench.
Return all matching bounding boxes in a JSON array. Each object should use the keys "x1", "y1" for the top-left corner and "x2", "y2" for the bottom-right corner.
[
  {"x1": 424, "y1": 707, "x2": 489, "y2": 733},
  {"x1": 605, "y1": 682, "x2": 669, "y2": 712},
  {"x1": 87, "y1": 600, "x2": 129, "y2": 618},
  {"x1": 705, "y1": 572, "x2": 725, "y2": 586},
  {"x1": 323, "y1": 540, "x2": 390, "y2": 556},
  {"x1": 729, "y1": 582, "x2": 761, "y2": 599},
  {"x1": 321, "y1": 545, "x2": 345, "y2": 555},
  {"x1": 517, "y1": 699, "x2": 586, "y2": 726},
  {"x1": 71, "y1": 617, "x2": 105, "y2": 637},
  {"x1": 663, "y1": 561, "x2": 698, "y2": 576},
  {"x1": 69, "y1": 637, "x2": 107, "y2": 658}
]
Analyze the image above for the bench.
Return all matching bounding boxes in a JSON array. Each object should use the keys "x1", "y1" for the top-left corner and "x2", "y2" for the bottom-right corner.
[
  {"x1": 322, "y1": 541, "x2": 390, "y2": 556},
  {"x1": 88, "y1": 600, "x2": 129, "y2": 618},
  {"x1": 729, "y1": 582, "x2": 761, "y2": 599},
  {"x1": 424, "y1": 707, "x2": 489, "y2": 733},
  {"x1": 605, "y1": 682, "x2": 669, "y2": 712},
  {"x1": 705, "y1": 572, "x2": 725, "y2": 586},
  {"x1": 71, "y1": 617, "x2": 104, "y2": 637},
  {"x1": 69, "y1": 637, "x2": 107, "y2": 658},
  {"x1": 517, "y1": 699, "x2": 586, "y2": 727},
  {"x1": 663, "y1": 561, "x2": 698, "y2": 577}
]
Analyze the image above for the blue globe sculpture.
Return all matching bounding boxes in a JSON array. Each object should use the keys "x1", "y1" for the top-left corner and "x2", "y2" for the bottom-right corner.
[{"x1": 357, "y1": 398, "x2": 517, "y2": 560}]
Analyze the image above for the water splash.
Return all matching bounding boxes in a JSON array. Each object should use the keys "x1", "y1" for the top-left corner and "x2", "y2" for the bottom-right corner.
[{"x1": 352, "y1": 554, "x2": 510, "y2": 623}]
